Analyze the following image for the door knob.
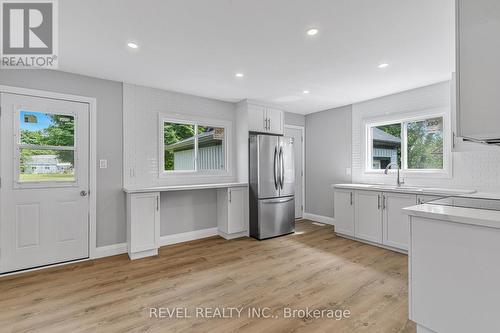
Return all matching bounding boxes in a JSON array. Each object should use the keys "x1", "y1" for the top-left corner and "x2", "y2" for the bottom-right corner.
[{"x1": 80, "y1": 190, "x2": 88, "y2": 197}]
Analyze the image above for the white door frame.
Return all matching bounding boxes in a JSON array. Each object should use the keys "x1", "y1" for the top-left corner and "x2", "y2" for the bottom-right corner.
[
  {"x1": 284, "y1": 124, "x2": 305, "y2": 217},
  {"x1": 0, "y1": 85, "x2": 98, "y2": 259}
]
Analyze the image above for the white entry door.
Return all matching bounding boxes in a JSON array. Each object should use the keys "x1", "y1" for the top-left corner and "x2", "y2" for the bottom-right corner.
[
  {"x1": 284, "y1": 126, "x2": 304, "y2": 218},
  {"x1": 0, "y1": 93, "x2": 90, "y2": 274}
]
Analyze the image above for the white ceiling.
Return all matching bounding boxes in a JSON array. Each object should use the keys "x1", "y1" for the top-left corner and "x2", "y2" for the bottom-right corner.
[{"x1": 59, "y1": 0, "x2": 455, "y2": 114}]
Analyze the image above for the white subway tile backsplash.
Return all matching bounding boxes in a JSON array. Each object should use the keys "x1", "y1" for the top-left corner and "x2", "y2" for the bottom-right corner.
[{"x1": 351, "y1": 81, "x2": 500, "y2": 193}]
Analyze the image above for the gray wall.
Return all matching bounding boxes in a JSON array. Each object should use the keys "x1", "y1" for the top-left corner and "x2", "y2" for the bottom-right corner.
[
  {"x1": 285, "y1": 112, "x2": 305, "y2": 127},
  {"x1": 0, "y1": 70, "x2": 125, "y2": 247},
  {"x1": 305, "y1": 105, "x2": 352, "y2": 218},
  {"x1": 160, "y1": 190, "x2": 218, "y2": 235},
  {"x1": 0, "y1": 69, "x2": 309, "y2": 246}
]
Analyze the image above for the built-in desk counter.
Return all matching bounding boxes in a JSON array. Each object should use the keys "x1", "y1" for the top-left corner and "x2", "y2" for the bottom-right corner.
[
  {"x1": 124, "y1": 182, "x2": 249, "y2": 260},
  {"x1": 123, "y1": 182, "x2": 248, "y2": 194}
]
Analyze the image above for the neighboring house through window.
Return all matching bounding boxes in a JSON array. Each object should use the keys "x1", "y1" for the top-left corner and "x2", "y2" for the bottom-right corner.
[{"x1": 160, "y1": 116, "x2": 231, "y2": 176}]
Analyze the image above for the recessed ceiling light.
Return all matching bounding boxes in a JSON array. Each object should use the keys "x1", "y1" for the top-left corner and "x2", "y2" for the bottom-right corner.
[
  {"x1": 303, "y1": 90, "x2": 310, "y2": 94},
  {"x1": 306, "y1": 28, "x2": 319, "y2": 36},
  {"x1": 378, "y1": 63, "x2": 389, "y2": 69},
  {"x1": 235, "y1": 73, "x2": 244, "y2": 78},
  {"x1": 127, "y1": 42, "x2": 139, "y2": 49}
]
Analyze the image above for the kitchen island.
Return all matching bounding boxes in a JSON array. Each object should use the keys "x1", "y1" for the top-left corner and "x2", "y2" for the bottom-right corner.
[{"x1": 403, "y1": 196, "x2": 500, "y2": 333}]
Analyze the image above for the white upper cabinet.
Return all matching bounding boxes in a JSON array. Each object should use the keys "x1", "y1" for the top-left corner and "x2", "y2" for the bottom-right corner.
[
  {"x1": 457, "y1": 0, "x2": 500, "y2": 139},
  {"x1": 247, "y1": 102, "x2": 284, "y2": 135},
  {"x1": 247, "y1": 104, "x2": 267, "y2": 133},
  {"x1": 266, "y1": 107, "x2": 284, "y2": 134}
]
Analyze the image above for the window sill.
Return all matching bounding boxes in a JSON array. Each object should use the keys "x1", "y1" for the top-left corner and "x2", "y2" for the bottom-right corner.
[
  {"x1": 363, "y1": 169, "x2": 452, "y2": 179},
  {"x1": 159, "y1": 171, "x2": 231, "y2": 178}
]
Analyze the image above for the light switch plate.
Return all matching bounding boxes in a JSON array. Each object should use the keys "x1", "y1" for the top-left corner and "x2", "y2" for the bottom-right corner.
[
  {"x1": 99, "y1": 159, "x2": 108, "y2": 169},
  {"x1": 346, "y1": 167, "x2": 351, "y2": 176}
]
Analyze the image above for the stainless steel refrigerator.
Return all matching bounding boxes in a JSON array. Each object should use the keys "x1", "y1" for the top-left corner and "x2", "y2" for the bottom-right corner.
[{"x1": 249, "y1": 134, "x2": 295, "y2": 240}]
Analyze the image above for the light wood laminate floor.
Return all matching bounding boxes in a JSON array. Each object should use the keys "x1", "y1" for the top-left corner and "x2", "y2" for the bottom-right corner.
[{"x1": 0, "y1": 220, "x2": 415, "y2": 333}]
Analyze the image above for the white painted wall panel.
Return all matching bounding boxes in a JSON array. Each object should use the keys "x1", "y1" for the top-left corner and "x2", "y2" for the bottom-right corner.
[{"x1": 123, "y1": 83, "x2": 237, "y2": 187}]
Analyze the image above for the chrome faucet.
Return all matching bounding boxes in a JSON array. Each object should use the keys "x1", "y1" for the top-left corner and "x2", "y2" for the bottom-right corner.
[{"x1": 384, "y1": 163, "x2": 404, "y2": 187}]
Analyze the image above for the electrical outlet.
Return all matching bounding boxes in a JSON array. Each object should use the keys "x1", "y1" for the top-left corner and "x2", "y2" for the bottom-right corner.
[{"x1": 99, "y1": 159, "x2": 108, "y2": 169}]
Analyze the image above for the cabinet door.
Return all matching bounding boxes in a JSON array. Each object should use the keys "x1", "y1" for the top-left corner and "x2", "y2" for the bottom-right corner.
[
  {"x1": 417, "y1": 195, "x2": 442, "y2": 205},
  {"x1": 383, "y1": 193, "x2": 416, "y2": 250},
  {"x1": 355, "y1": 191, "x2": 383, "y2": 243},
  {"x1": 130, "y1": 193, "x2": 159, "y2": 253},
  {"x1": 266, "y1": 107, "x2": 284, "y2": 135},
  {"x1": 458, "y1": 0, "x2": 500, "y2": 138},
  {"x1": 334, "y1": 190, "x2": 354, "y2": 236},
  {"x1": 228, "y1": 187, "x2": 247, "y2": 234},
  {"x1": 248, "y1": 104, "x2": 267, "y2": 132}
]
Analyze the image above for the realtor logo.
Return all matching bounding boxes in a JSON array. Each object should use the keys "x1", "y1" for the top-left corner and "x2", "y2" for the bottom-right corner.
[{"x1": 1, "y1": 0, "x2": 58, "y2": 68}]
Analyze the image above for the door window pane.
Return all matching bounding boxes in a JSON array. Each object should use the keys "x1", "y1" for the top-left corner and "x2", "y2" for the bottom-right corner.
[
  {"x1": 197, "y1": 126, "x2": 225, "y2": 171},
  {"x1": 20, "y1": 111, "x2": 75, "y2": 147},
  {"x1": 370, "y1": 123, "x2": 401, "y2": 169},
  {"x1": 407, "y1": 117, "x2": 444, "y2": 169},
  {"x1": 19, "y1": 149, "x2": 75, "y2": 182},
  {"x1": 164, "y1": 122, "x2": 196, "y2": 171}
]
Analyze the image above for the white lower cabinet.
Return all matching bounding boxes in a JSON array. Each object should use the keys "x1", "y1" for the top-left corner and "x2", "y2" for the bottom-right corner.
[
  {"x1": 127, "y1": 192, "x2": 160, "y2": 260},
  {"x1": 217, "y1": 187, "x2": 248, "y2": 239},
  {"x1": 382, "y1": 193, "x2": 416, "y2": 251},
  {"x1": 334, "y1": 188, "x2": 418, "y2": 252},
  {"x1": 333, "y1": 189, "x2": 354, "y2": 236},
  {"x1": 354, "y1": 190, "x2": 383, "y2": 243}
]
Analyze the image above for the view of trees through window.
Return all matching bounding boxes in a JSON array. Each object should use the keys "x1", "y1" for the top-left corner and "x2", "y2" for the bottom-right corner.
[
  {"x1": 19, "y1": 111, "x2": 75, "y2": 182},
  {"x1": 370, "y1": 116, "x2": 444, "y2": 171},
  {"x1": 407, "y1": 118, "x2": 443, "y2": 169},
  {"x1": 164, "y1": 122, "x2": 225, "y2": 172}
]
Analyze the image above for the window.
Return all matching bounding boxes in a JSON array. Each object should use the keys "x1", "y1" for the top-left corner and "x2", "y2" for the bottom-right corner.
[
  {"x1": 370, "y1": 123, "x2": 401, "y2": 170},
  {"x1": 366, "y1": 114, "x2": 447, "y2": 173},
  {"x1": 406, "y1": 118, "x2": 444, "y2": 169},
  {"x1": 162, "y1": 119, "x2": 227, "y2": 173},
  {"x1": 18, "y1": 110, "x2": 76, "y2": 182}
]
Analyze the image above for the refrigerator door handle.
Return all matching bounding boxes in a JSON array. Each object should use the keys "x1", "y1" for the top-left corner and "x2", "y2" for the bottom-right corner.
[
  {"x1": 261, "y1": 197, "x2": 294, "y2": 204},
  {"x1": 273, "y1": 146, "x2": 279, "y2": 190},
  {"x1": 279, "y1": 146, "x2": 284, "y2": 189}
]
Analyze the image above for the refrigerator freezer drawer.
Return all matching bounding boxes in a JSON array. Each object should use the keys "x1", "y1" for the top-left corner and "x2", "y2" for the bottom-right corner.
[{"x1": 255, "y1": 196, "x2": 295, "y2": 239}]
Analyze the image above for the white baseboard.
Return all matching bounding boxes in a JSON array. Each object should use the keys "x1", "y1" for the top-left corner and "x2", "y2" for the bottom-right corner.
[
  {"x1": 92, "y1": 228, "x2": 219, "y2": 260},
  {"x1": 159, "y1": 227, "x2": 219, "y2": 247},
  {"x1": 336, "y1": 233, "x2": 407, "y2": 255},
  {"x1": 218, "y1": 230, "x2": 247, "y2": 240},
  {"x1": 303, "y1": 212, "x2": 335, "y2": 225},
  {"x1": 93, "y1": 242, "x2": 128, "y2": 259}
]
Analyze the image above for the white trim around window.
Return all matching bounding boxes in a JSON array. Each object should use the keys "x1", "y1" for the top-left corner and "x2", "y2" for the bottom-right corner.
[
  {"x1": 363, "y1": 107, "x2": 452, "y2": 178},
  {"x1": 158, "y1": 113, "x2": 233, "y2": 179}
]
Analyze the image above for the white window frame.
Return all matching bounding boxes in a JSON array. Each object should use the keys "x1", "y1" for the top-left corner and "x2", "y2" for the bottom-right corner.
[
  {"x1": 364, "y1": 107, "x2": 451, "y2": 178},
  {"x1": 158, "y1": 114, "x2": 232, "y2": 178},
  {"x1": 14, "y1": 109, "x2": 80, "y2": 189}
]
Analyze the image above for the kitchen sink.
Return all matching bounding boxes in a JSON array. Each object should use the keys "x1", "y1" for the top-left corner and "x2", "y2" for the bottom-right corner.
[{"x1": 375, "y1": 185, "x2": 424, "y2": 191}]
